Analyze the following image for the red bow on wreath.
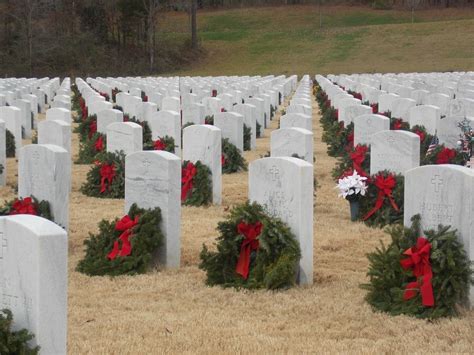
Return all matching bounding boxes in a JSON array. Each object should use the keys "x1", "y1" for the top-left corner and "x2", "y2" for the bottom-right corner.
[
  {"x1": 350, "y1": 145, "x2": 369, "y2": 178},
  {"x1": 107, "y1": 215, "x2": 140, "y2": 260},
  {"x1": 414, "y1": 129, "x2": 425, "y2": 143},
  {"x1": 436, "y1": 147, "x2": 456, "y2": 164},
  {"x1": 154, "y1": 139, "x2": 166, "y2": 151},
  {"x1": 9, "y1": 197, "x2": 37, "y2": 215},
  {"x1": 89, "y1": 120, "x2": 97, "y2": 139},
  {"x1": 371, "y1": 103, "x2": 378, "y2": 114},
  {"x1": 181, "y1": 162, "x2": 197, "y2": 201},
  {"x1": 393, "y1": 119, "x2": 404, "y2": 130},
  {"x1": 363, "y1": 173, "x2": 399, "y2": 221},
  {"x1": 400, "y1": 237, "x2": 434, "y2": 307},
  {"x1": 94, "y1": 135, "x2": 104, "y2": 152},
  {"x1": 235, "y1": 221, "x2": 263, "y2": 279},
  {"x1": 100, "y1": 163, "x2": 116, "y2": 193}
]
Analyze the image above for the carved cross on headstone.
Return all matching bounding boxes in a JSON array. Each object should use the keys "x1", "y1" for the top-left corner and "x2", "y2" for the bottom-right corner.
[
  {"x1": 431, "y1": 175, "x2": 444, "y2": 193},
  {"x1": 269, "y1": 166, "x2": 280, "y2": 181},
  {"x1": 142, "y1": 158, "x2": 152, "y2": 175}
]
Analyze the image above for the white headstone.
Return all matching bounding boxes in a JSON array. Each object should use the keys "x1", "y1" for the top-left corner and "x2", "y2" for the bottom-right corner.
[
  {"x1": 149, "y1": 111, "x2": 181, "y2": 156},
  {"x1": 271, "y1": 127, "x2": 313, "y2": 164},
  {"x1": 97, "y1": 109, "x2": 123, "y2": 134},
  {"x1": 0, "y1": 106, "x2": 22, "y2": 155},
  {"x1": 46, "y1": 108, "x2": 71, "y2": 125},
  {"x1": 354, "y1": 114, "x2": 390, "y2": 146},
  {"x1": 214, "y1": 112, "x2": 244, "y2": 152},
  {"x1": 404, "y1": 165, "x2": 474, "y2": 307},
  {"x1": 370, "y1": 130, "x2": 420, "y2": 175},
  {"x1": 107, "y1": 122, "x2": 143, "y2": 155},
  {"x1": 38, "y1": 120, "x2": 72, "y2": 153},
  {"x1": 125, "y1": 151, "x2": 181, "y2": 268},
  {"x1": 12, "y1": 99, "x2": 32, "y2": 138},
  {"x1": 280, "y1": 113, "x2": 312, "y2": 131},
  {"x1": 182, "y1": 103, "x2": 205, "y2": 126},
  {"x1": 0, "y1": 214, "x2": 67, "y2": 355},
  {"x1": 233, "y1": 103, "x2": 257, "y2": 150},
  {"x1": 408, "y1": 105, "x2": 440, "y2": 134},
  {"x1": 18, "y1": 144, "x2": 71, "y2": 229},
  {"x1": 183, "y1": 125, "x2": 222, "y2": 205},
  {"x1": 162, "y1": 96, "x2": 180, "y2": 112},
  {"x1": 249, "y1": 157, "x2": 313, "y2": 285}
]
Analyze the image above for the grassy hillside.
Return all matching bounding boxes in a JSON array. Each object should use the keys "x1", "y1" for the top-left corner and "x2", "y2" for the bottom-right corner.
[{"x1": 161, "y1": 5, "x2": 474, "y2": 76}]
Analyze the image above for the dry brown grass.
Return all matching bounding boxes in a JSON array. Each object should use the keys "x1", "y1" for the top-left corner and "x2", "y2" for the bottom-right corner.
[{"x1": 1, "y1": 97, "x2": 473, "y2": 353}]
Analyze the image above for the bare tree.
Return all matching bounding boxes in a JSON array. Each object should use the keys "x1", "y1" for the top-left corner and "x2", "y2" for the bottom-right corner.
[
  {"x1": 143, "y1": 0, "x2": 160, "y2": 73},
  {"x1": 191, "y1": 0, "x2": 198, "y2": 49}
]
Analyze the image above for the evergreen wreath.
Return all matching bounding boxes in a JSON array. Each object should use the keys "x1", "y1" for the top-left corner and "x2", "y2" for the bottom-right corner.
[
  {"x1": 75, "y1": 114, "x2": 97, "y2": 142},
  {"x1": 76, "y1": 204, "x2": 164, "y2": 276},
  {"x1": 243, "y1": 124, "x2": 251, "y2": 151},
  {"x1": 359, "y1": 171, "x2": 404, "y2": 228},
  {"x1": 143, "y1": 135, "x2": 176, "y2": 153},
  {"x1": 199, "y1": 201, "x2": 301, "y2": 290},
  {"x1": 80, "y1": 151, "x2": 125, "y2": 199},
  {"x1": 325, "y1": 122, "x2": 354, "y2": 158},
  {"x1": 204, "y1": 115, "x2": 214, "y2": 125},
  {"x1": 76, "y1": 133, "x2": 106, "y2": 164},
  {"x1": 0, "y1": 196, "x2": 53, "y2": 222},
  {"x1": 362, "y1": 215, "x2": 473, "y2": 319},
  {"x1": 332, "y1": 144, "x2": 370, "y2": 182},
  {"x1": 0, "y1": 309, "x2": 39, "y2": 354},
  {"x1": 390, "y1": 117, "x2": 410, "y2": 130},
  {"x1": 6, "y1": 129, "x2": 15, "y2": 158},
  {"x1": 181, "y1": 160, "x2": 213, "y2": 207},
  {"x1": 256, "y1": 121, "x2": 262, "y2": 138},
  {"x1": 410, "y1": 125, "x2": 433, "y2": 157},
  {"x1": 124, "y1": 116, "x2": 153, "y2": 146},
  {"x1": 222, "y1": 138, "x2": 247, "y2": 174},
  {"x1": 421, "y1": 145, "x2": 465, "y2": 166},
  {"x1": 0, "y1": 164, "x2": 3, "y2": 175}
]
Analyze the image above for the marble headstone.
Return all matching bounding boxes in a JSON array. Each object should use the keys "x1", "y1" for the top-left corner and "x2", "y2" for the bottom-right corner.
[
  {"x1": 107, "y1": 122, "x2": 143, "y2": 155},
  {"x1": 271, "y1": 127, "x2": 313, "y2": 164},
  {"x1": 354, "y1": 114, "x2": 390, "y2": 146}
]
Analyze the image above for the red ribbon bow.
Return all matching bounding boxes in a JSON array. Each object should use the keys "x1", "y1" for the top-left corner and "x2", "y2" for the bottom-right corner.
[
  {"x1": 414, "y1": 129, "x2": 425, "y2": 143},
  {"x1": 100, "y1": 163, "x2": 116, "y2": 193},
  {"x1": 371, "y1": 103, "x2": 378, "y2": 114},
  {"x1": 235, "y1": 221, "x2": 263, "y2": 279},
  {"x1": 154, "y1": 139, "x2": 166, "y2": 151},
  {"x1": 350, "y1": 145, "x2": 369, "y2": 178},
  {"x1": 181, "y1": 162, "x2": 197, "y2": 201},
  {"x1": 107, "y1": 215, "x2": 140, "y2": 260},
  {"x1": 400, "y1": 237, "x2": 434, "y2": 307},
  {"x1": 89, "y1": 120, "x2": 97, "y2": 139},
  {"x1": 94, "y1": 135, "x2": 104, "y2": 152},
  {"x1": 363, "y1": 173, "x2": 399, "y2": 220},
  {"x1": 436, "y1": 147, "x2": 456, "y2": 164},
  {"x1": 9, "y1": 197, "x2": 37, "y2": 215}
]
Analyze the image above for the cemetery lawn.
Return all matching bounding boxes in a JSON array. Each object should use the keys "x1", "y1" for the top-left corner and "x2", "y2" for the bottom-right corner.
[
  {"x1": 165, "y1": 5, "x2": 474, "y2": 76},
  {"x1": 2, "y1": 95, "x2": 473, "y2": 353}
]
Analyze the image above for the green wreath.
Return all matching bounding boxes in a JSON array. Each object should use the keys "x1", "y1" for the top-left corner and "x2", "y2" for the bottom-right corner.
[
  {"x1": 362, "y1": 214, "x2": 473, "y2": 319},
  {"x1": 75, "y1": 114, "x2": 97, "y2": 142},
  {"x1": 0, "y1": 195, "x2": 53, "y2": 222},
  {"x1": 359, "y1": 171, "x2": 404, "y2": 228},
  {"x1": 143, "y1": 135, "x2": 176, "y2": 153},
  {"x1": 0, "y1": 164, "x2": 3, "y2": 175},
  {"x1": 256, "y1": 121, "x2": 262, "y2": 138},
  {"x1": 204, "y1": 115, "x2": 214, "y2": 125},
  {"x1": 6, "y1": 129, "x2": 15, "y2": 158},
  {"x1": 243, "y1": 124, "x2": 251, "y2": 151},
  {"x1": 76, "y1": 204, "x2": 164, "y2": 276},
  {"x1": 332, "y1": 144, "x2": 370, "y2": 182},
  {"x1": 222, "y1": 138, "x2": 247, "y2": 174},
  {"x1": 0, "y1": 309, "x2": 39, "y2": 354},
  {"x1": 200, "y1": 201, "x2": 301, "y2": 290},
  {"x1": 182, "y1": 160, "x2": 212, "y2": 207},
  {"x1": 76, "y1": 133, "x2": 106, "y2": 164},
  {"x1": 421, "y1": 145, "x2": 465, "y2": 166},
  {"x1": 80, "y1": 151, "x2": 125, "y2": 199}
]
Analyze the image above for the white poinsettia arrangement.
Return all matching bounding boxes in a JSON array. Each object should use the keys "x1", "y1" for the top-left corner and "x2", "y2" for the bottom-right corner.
[{"x1": 336, "y1": 171, "x2": 368, "y2": 201}]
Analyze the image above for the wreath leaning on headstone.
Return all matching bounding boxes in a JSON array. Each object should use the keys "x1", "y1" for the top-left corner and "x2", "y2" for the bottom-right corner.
[
  {"x1": 359, "y1": 170, "x2": 404, "y2": 228},
  {"x1": 0, "y1": 196, "x2": 54, "y2": 223},
  {"x1": 76, "y1": 132, "x2": 106, "y2": 164},
  {"x1": 243, "y1": 124, "x2": 251, "y2": 151},
  {"x1": 0, "y1": 309, "x2": 40, "y2": 354},
  {"x1": 200, "y1": 201, "x2": 301, "y2": 290},
  {"x1": 222, "y1": 138, "x2": 247, "y2": 174},
  {"x1": 362, "y1": 214, "x2": 473, "y2": 320},
  {"x1": 6, "y1": 129, "x2": 15, "y2": 158},
  {"x1": 76, "y1": 203, "x2": 164, "y2": 276},
  {"x1": 80, "y1": 151, "x2": 125, "y2": 199},
  {"x1": 143, "y1": 135, "x2": 176, "y2": 153},
  {"x1": 181, "y1": 160, "x2": 213, "y2": 207}
]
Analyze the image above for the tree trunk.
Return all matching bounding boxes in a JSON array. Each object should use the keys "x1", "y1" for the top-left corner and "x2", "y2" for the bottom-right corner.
[{"x1": 191, "y1": 0, "x2": 198, "y2": 49}]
